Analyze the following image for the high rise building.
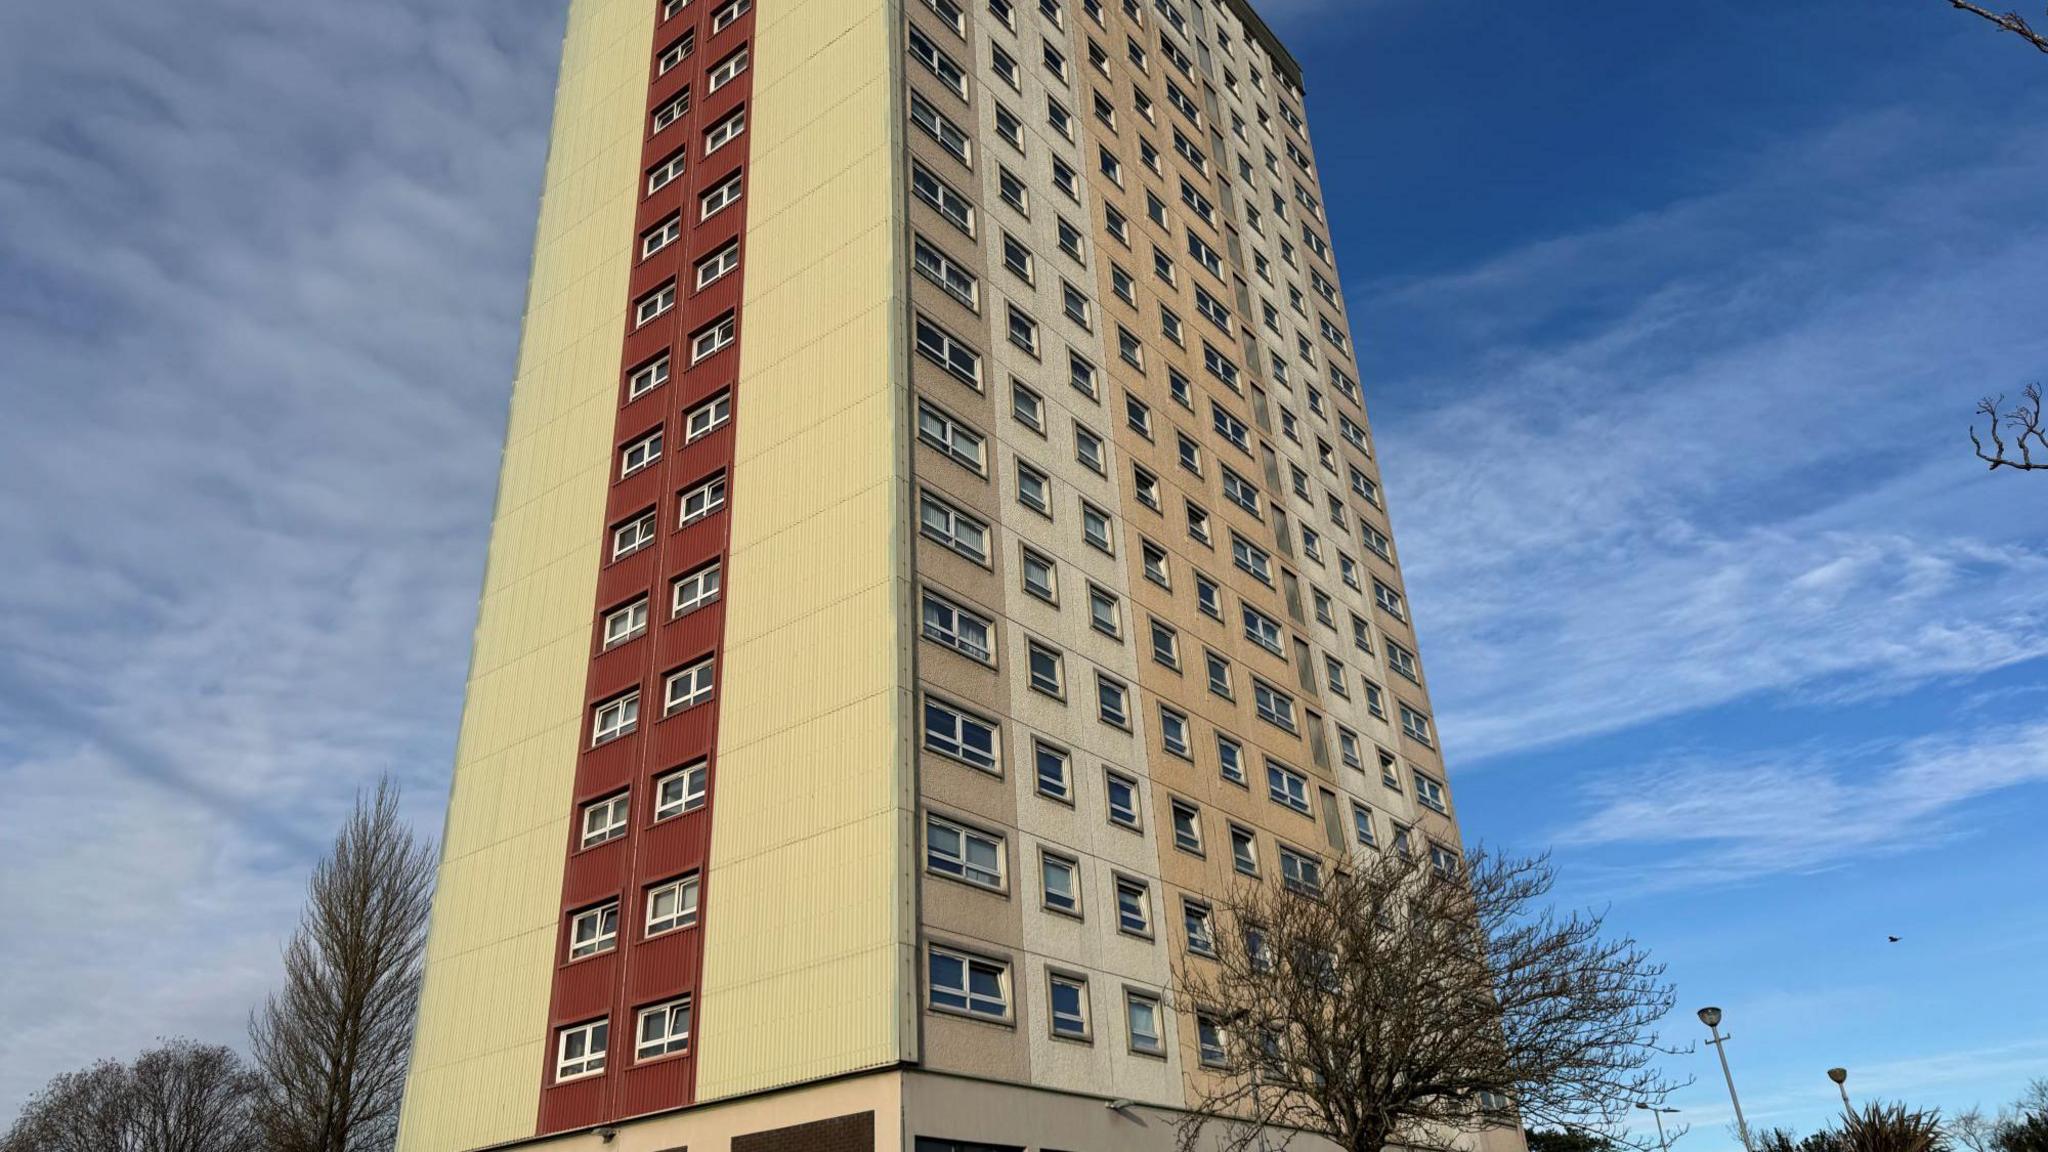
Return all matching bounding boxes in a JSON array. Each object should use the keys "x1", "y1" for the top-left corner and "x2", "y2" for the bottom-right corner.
[{"x1": 397, "y1": 1, "x2": 1485, "y2": 1150}]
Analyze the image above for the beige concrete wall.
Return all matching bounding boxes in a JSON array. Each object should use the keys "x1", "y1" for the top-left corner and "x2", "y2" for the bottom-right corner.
[
  {"x1": 692, "y1": 0, "x2": 915, "y2": 1103},
  {"x1": 395, "y1": 0, "x2": 654, "y2": 1147},
  {"x1": 513, "y1": 1070, "x2": 906, "y2": 1152}
]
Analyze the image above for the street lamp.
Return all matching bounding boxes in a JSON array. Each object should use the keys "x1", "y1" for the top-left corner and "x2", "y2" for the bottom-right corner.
[
  {"x1": 1698, "y1": 1007, "x2": 1754, "y2": 1152},
  {"x1": 1828, "y1": 1068, "x2": 1852, "y2": 1113},
  {"x1": 1635, "y1": 1103, "x2": 1682, "y2": 1152}
]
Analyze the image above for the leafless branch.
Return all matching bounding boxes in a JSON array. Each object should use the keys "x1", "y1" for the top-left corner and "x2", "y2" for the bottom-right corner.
[
  {"x1": 1173, "y1": 847, "x2": 1689, "y2": 1152},
  {"x1": 1945, "y1": 1, "x2": 2048, "y2": 53},
  {"x1": 1970, "y1": 384, "x2": 2048, "y2": 471},
  {"x1": 0, "y1": 1039, "x2": 258, "y2": 1152},
  {"x1": 249, "y1": 777, "x2": 435, "y2": 1152}
]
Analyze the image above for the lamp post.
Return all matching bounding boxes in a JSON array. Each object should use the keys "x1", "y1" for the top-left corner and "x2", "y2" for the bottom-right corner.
[
  {"x1": 1636, "y1": 1103, "x2": 1681, "y2": 1152},
  {"x1": 1698, "y1": 1007, "x2": 1754, "y2": 1152},
  {"x1": 1828, "y1": 1068, "x2": 1852, "y2": 1113}
]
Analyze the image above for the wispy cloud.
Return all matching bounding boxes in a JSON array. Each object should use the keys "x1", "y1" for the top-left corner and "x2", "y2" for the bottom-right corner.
[
  {"x1": 0, "y1": 0, "x2": 566, "y2": 1117},
  {"x1": 1555, "y1": 722, "x2": 2048, "y2": 889},
  {"x1": 1362, "y1": 102, "x2": 2048, "y2": 762}
]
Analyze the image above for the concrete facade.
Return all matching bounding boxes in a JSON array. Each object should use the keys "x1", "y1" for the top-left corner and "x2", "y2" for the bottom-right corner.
[{"x1": 397, "y1": 0, "x2": 1494, "y2": 1149}]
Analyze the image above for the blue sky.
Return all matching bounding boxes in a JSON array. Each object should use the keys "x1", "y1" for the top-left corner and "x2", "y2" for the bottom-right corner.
[{"x1": 1, "y1": 0, "x2": 2043, "y2": 1140}]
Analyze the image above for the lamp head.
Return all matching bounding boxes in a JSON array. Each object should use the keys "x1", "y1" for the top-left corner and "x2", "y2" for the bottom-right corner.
[
  {"x1": 1697, "y1": 1006, "x2": 1723, "y2": 1029},
  {"x1": 1636, "y1": 1103, "x2": 1651, "y2": 1111},
  {"x1": 1828, "y1": 1068, "x2": 1848, "y2": 1086}
]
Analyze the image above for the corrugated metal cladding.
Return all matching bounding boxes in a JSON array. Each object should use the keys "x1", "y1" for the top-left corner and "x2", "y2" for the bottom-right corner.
[
  {"x1": 395, "y1": 0, "x2": 656, "y2": 1148},
  {"x1": 693, "y1": 0, "x2": 914, "y2": 1104}
]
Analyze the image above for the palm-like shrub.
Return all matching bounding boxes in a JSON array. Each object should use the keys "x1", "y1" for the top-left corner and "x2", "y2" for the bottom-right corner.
[{"x1": 1841, "y1": 1102, "x2": 1948, "y2": 1152}]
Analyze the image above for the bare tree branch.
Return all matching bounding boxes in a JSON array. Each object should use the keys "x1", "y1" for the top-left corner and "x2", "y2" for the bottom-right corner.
[
  {"x1": 1, "y1": 1039, "x2": 258, "y2": 1152},
  {"x1": 1970, "y1": 385, "x2": 2048, "y2": 471},
  {"x1": 1173, "y1": 847, "x2": 1689, "y2": 1152},
  {"x1": 1945, "y1": 1, "x2": 2048, "y2": 53},
  {"x1": 249, "y1": 777, "x2": 435, "y2": 1152}
]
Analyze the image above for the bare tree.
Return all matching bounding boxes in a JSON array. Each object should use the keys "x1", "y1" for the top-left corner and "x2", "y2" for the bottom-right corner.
[
  {"x1": 1970, "y1": 385, "x2": 2048, "y2": 471},
  {"x1": 1, "y1": 1039, "x2": 258, "y2": 1152},
  {"x1": 1952, "y1": 1081, "x2": 2048, "y2": 1152},
  {"x1": 249, "y1": 778, "x2": 435, "y2": 1152},
  {"x1": 1944, "y1": 2, "x2": 2048, "y2": 53},
  {"x1": 1173, "y1": 847, "x2": 1685, "y2": 1152}
]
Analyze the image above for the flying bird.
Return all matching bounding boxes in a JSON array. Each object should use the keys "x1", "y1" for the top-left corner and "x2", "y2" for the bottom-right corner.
[{"x1": 1887, "y1": 935, "x2": 1902, "y2": 943}]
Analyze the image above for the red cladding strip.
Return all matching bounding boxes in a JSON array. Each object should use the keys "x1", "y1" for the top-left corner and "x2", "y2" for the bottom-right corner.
[{"x1": 536, "y1": 0, "x2": 760, "y2": 1134}]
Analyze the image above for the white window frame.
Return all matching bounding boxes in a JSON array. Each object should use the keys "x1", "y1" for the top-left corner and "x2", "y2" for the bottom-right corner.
[
  {"x1": 645, "y1": 874, "x2": 701, "y2": 935},
  {"x1": 635, "y1": 997, "x2": 692, "y2": 1061},
  {"x1": 555, "y1": 1019, "x2": 609, "y2": 1081},
  {"x1": 664, "y1": 658, "x2": 716, "y2": 714}
]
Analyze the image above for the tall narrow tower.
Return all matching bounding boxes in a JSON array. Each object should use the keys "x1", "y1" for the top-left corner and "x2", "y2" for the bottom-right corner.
[{"x1": 397, "y1": 1, "x2": 1479, "y2": 1150}]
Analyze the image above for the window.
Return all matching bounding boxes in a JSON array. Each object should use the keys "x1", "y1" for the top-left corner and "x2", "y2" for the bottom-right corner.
[
  {"x1": 1170, "y1": 799, "x2": 1202, "y2": 853},
  {"x1": 1081, "y1": 501, "x2": 1113, "y2": 553},
  {"x1": 1097, "y1": 674, "x2": 1130, "y2": 729},
  {"x1": 671, "y1": 560, "x2": 721, "y2": 617},
  {"x1": 1400, "y1": 704, "x2": 1434, "y2": 747},
  {"x1": 1114, "y1": 876, "x2": 1151, "y2": 935},
  {"x1": 602, "y1": 597, "x2": 649, "y2": 649},
  {"x1": 1087, "y1": 584, "x2": 1121, "y2": 638},
  {"x1": 1196, "y1": 571, "x2": 1222, "y2": 618},
  {"x1": 1067, "y1": 350, "x2": 1099, "y2": 398},
  {"x1": 654, "y1": 761, "x2": 707, "y2": 820},
  {"x1": 1020, "y1": 546, "x2": 1057, "y2": 602},
  {"x1": 1011, "y1": 379, "x2": 1044, "y2": 431},
  {"x1": 710, "y1": 0, "x2": 750, "y2": 32},
  {"x1": 1184, "y1": 899, "x2": 1217, "y2": 956},
  {"x1": 1254, "y1": 679, "x2": 1298, "y2": 732},
  {"x1": 685, "y1": 392, "x2": 731, "y2": 440},
  {"x1": 1074, "y1": 427, "x2": 1107, "y2": 479},
  {"x1": 648, "y1": 147, "x2": 688, "y2": 195},
  {"x1": 1027, "y1": 641, "x2": 1064, "y2": 698},
  {"x1": 1002, "y1": 232, "x2": 1035, "y2": 282},
  {"x1": 1158, "y1": 701, "x2": 1191, "y2": 756},
  {"x1": 620, "y1": 428, "x2": 663, "y2": 478},
  {"x1": 664, "y1": 658, "x2": 715, "y2": 714},
  {"x1": 1034, "y1": 740, "x2": 1072, "y2": 801},
  {"x1": 929, "y1": 946, "x2": 1009, "y2": 1019},
  {"x1": 1388, "y1": 642, "x2": 1421, "y2": 683},
  {"x1": 1041, "y1": 853, "x2": 1081, "y2": 917},
  {"x1": 922, "y1": 590, "x2": 993, "y2": 662},
  {"x1": 1414, "y1": 772, "x2": 1448, "y2": 814},
  {"x1": 1016, "y1": 461, "x2": 1051, "y2": 515},
  {"x1": 1217, "y1": 732, "x2": 1246, "y2": 784},
  {"x1": 699, "y1": 169, "x2": 743, "y2": 218},
  {"x1": 675, "y1": 472, "x2": 727, "y2": 527},
  {"x1": 645, "y1": 874, "x2": 701, "y2": 935},
  {"x1": 1280, "y1": 845, "x2": 1323, "y2": 895},
  {"x1": 642, "y1": 213, "x2": 681, "y2": 258},
  {"x1": 1126, "y1": 991, "x2": 1164, "y2": 1054},
  {"x1": 907, "y1": 25, "x2": 967, "y2": 97},
  {"x1": 1352, "y1": 802, "x2": 1378, "y2": 848},
  {"x1": 652, "y1": 89, "x2": 691, "y2": 134},
  {"x1": 914, "y1": 401, "x2": 985, "y2": 474},
  {"x1": 703, "y1": 105, "x2": 746, "y2": 153},
  {"x1": 1242, "y1": 605, "x2": 1283, "y2": 654},
  {"x1": 1198, "y1": 1014, "x2": 1229, "y2": 1066},
  {"x1": 1106, "y1": 771, "x2": 1140, "y2": 828},
  {"x1": 1230, "y1": 824, "x2": 1258, "y2": 875},
  {"x1": 627, "y1": 353, "x2": 670, "y2": 401},
  {"x1": 706, "y1": 44, "x2": 749, "y2": 91},
  {"x1": 1049, "y1": 972, "x2": 1090, "y2": 1039},
  {"x1": 915, "y1": 314, "x2": 982, "y2": 386},
  {"x1": 555, "y1": 1019, "x2": 608, "y2": 1081},
  {"x1": 694, "y1": 239, "x2": 740, "y2": 289},
  {"x1": 689, "y1": 312, "x2": 736, "y2": 362},
  {"x1": 924, "y1": 696, "x2": 998, "y2": 771},
  {"x1": 927, "y1": 814, "x2": 1004, "y2": 889},
  {"x1": 912, "y1": 161, "x2": 974, "y2": 235},
  {"x1": 914, "y1": 234, "x2": 978, "y2": 308},
  {"x1": 1267, "y1": 760, "x2": 1310, "y2": 814},
  {"x1": 920, "y1": 491, "x2": 989, "y2": 562},
  {"x1": 592, "y1": 689, "x2": 639, "y2": 745},
  {"x1": 910, "y1": 91, "x2": 971, "y2": 163},
  {"x1": 1006, "y1": 304, "x2": 1039, "y2": 355},
  {"x1": 635, "y1": 998, "x2": 692, "y2": 1060},
  {"x1": 635, "y1": 281, "x2": 676, "y2": 328},
  {"x1": 1374, "y1": 580, "x2": 1407, "y2": 620},
  {"x1": 568, "y1": 901, "x2": 619, "y2": 959},
  {"x1": 580, "y1": 792, "x2": 629, "y2": 848},
  {"x1": 1431, "y1": 841, "x2": 1461, "y2": 878}
]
